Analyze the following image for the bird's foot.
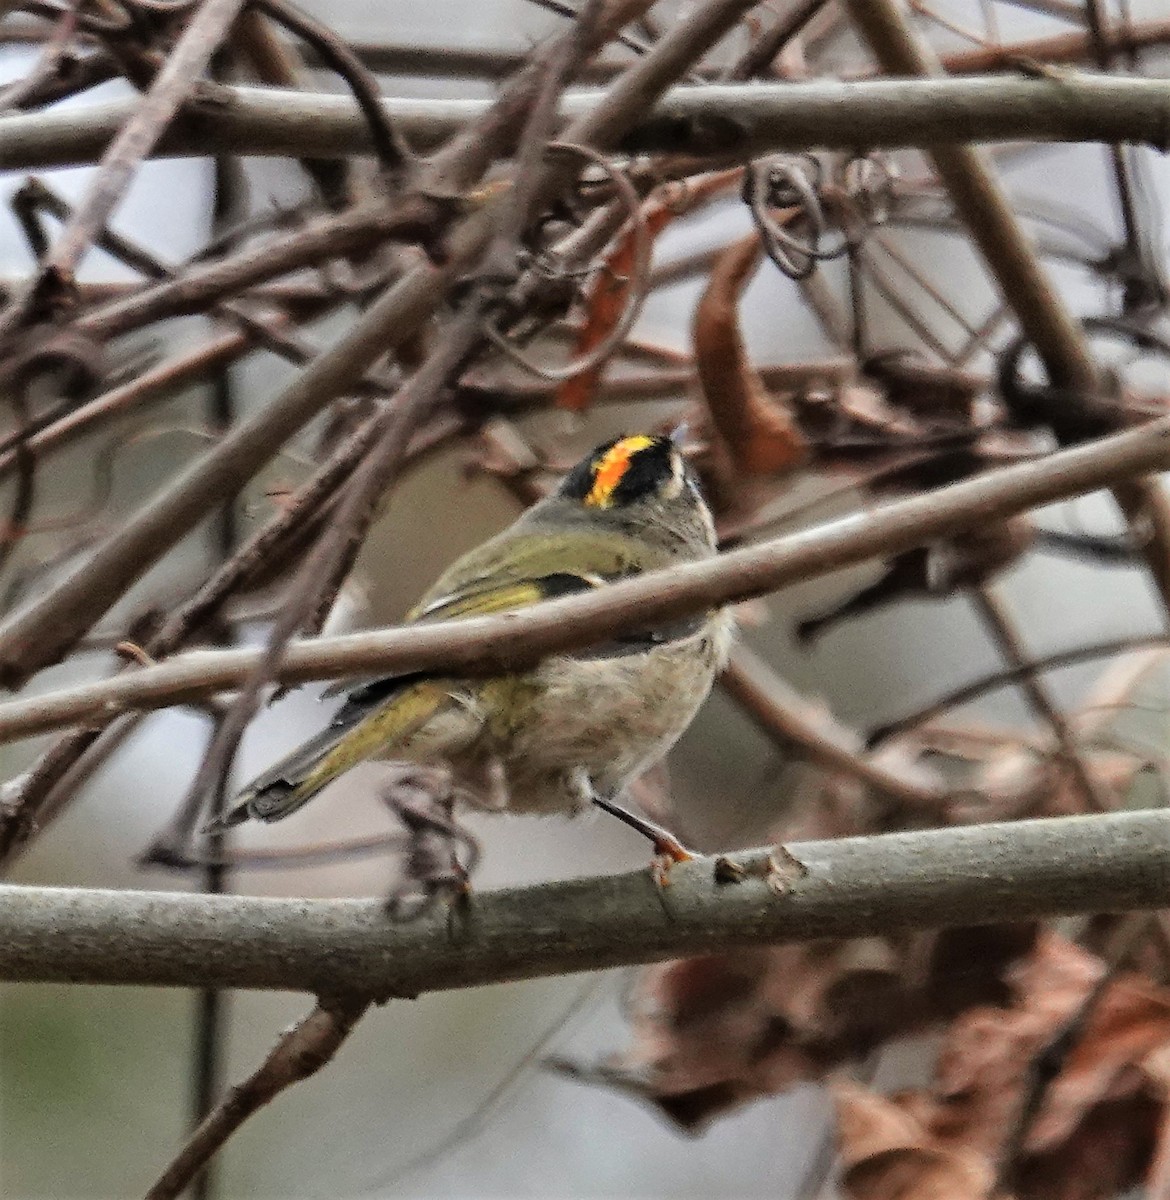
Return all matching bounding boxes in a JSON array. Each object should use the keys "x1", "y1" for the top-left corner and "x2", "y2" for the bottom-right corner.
[{"x1": 591, "y1": 792, "x2": 695, "y2": 886}]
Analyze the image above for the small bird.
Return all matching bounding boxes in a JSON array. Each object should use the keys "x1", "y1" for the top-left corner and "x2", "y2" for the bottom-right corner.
[{"x1": 220, "y1": 433, "x2": 733, "y2": 860}]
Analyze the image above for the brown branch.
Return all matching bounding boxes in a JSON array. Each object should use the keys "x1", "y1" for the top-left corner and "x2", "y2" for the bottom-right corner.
[
  {"x1": 0, "y1": 0, "x2": 759, "y2": 697},
  {"x1": 1, "y1": 415, "x2": 1167, "y2": 743},
  {"x1": 0, "y1": 0, "x2": 669, "y2": 862},
  {"x1": 0, "y1": 0, "x2": 669, "y2": 689},
  {"x1": 231, "y1": 8, "x2": 352, "y2": 204},
  {"x1": 842, "y1": 0, "x2": 1170, "y2": 636},
  {"x1": 0, "y1": 331, "x2": 251, "y2": 483},
  {"x1": 21, "y1": 193, "x2": 447, "y2": 346},
  {"x1": 869, "y1": 635, "x2": 1170, "y2": 747},
  {"x1": 844, "y1": 0, "x2": 1099, "y2": 392},
  {"x1": 144, "y1": 994, "x2": 369, "y2": 1200},
  {"x1": 719, "y1": 644, "x2": 947, "y2": 811},
  {"x1": 250, "y1": 0, "x2": 411, "y2": 174},
  {"x1": 8, "y1": 74, "x2": 1170, "y2": 170},
  {"x1": 144, "y1": 0, "x2": 631, "y2": 859},
  {"x1": 929, "y1": 15, "x2": 1170, "y2": 75},
  {"x1": 10, "y1": 177, "x2": 392, "y2": 393},
  {"x1": 0, "y1": 0, "x2": 248, "y2": 333},
  {"x1": 302, "y1": 38, "x2": 621, "y2": 81},
  {"x1": 0, "y1": 270, "x2": 416, "y2": 687},
  {"x1": 725, "y1": 0, "x2": 830, "y2": 80}
]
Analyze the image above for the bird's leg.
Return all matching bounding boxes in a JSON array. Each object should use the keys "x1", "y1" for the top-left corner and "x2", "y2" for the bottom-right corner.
[
  {"x1": 380, "y1": 766, "x2": 480, "y2": 923},
  {"x1": 591, "y1": 790, "x2": 695, "y2": 885}
]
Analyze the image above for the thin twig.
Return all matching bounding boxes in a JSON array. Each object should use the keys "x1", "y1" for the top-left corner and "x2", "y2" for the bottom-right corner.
[
  {"x1": 843, "y1": 0, "x2": 1170, "y2": 641},
  {"x1": 144, "y1": 994, "x2": 370, "y2": 1200},
  {"x1": 0, "y1": 0, "x2": 663, "y2": 687},
  {"x1": 972, "y1": 586, "x2": 1115, "y2": 813},
  {"x1": 145, "y1": 0, "x2": 613, "y2": 858},
  {"x1": 869, "y1": 634, "x2": 1170, "y2": 747},
  {"x1": 720, "y1": 644, "x2": 947, "y2": 811},
  {"x1": 187, "y1": 139, "x2": 242, "y2": 1200},
  {"x1": 0, "y1": 0, "x2": 248, "y2": 334}
]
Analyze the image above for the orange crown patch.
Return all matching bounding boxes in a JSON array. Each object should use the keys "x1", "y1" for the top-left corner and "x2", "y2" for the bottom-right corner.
[{"x1": 584, "y1": 435, "x2": 656, "y2": 507}]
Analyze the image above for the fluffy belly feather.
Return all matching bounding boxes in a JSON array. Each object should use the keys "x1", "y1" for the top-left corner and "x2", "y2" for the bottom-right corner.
[{"x1": 480, "y1": 609, "x2": 734, "y2": 814}]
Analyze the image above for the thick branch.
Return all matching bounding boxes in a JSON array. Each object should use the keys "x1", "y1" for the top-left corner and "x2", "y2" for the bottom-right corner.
[
  {"x1": 2, "y1": 810, "x2": 1168, "y2": 994},
  {"x1": 5, "y1": 74, "x2": 1170, "y2": 169},
  {"x1": 0, "y1": 415, "x2": 1167, "y2": 740}
]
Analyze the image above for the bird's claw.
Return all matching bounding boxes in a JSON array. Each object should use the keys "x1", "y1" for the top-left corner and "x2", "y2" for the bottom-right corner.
[{"x1": 649, "y1": 833, "x2": 695, "y2": 887}]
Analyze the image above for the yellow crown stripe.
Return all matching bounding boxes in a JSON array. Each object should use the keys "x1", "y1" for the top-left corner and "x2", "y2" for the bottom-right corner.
[{"x1": 584, "y1": 435, "x2": 655, "y2": 508}]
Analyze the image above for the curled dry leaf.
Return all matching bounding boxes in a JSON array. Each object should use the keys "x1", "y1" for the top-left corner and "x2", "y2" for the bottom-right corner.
[
  {"x1": 834, "y1": 934, "x2": 1170, "y2": 1200},
  {"x1": 556, "y1": 171, "x2": 739, "y2": 415},
  {"x1": 692, "y1": 232, "x2": 809, "y2": 503},
  {"x1": 833, "y1": 1082, "x2": 994, "y2": 1200},
  {"x1": 555, "y1": 201, "x2": 680, "y2": 415}
]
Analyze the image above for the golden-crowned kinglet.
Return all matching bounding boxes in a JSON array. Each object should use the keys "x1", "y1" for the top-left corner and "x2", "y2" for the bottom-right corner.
[{"x1": 220, "y1": 434, "x2": 732, "y2": 839}]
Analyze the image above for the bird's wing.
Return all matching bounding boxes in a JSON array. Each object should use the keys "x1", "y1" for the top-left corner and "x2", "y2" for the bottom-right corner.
[
  {"x1": 329, "y1": 564, "x2": 708, "y2": 711},
  {"x1": 321, "y1": 572, "x2": 602, "y2": 706}
]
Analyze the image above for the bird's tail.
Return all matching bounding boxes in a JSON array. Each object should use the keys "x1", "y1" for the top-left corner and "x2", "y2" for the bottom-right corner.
[
  {"x1": 212, "y1": 677, "x2": 461, "y2": 830},
  {"x1": 213, "y1": 724, "x2": 353, "y2": 829}
]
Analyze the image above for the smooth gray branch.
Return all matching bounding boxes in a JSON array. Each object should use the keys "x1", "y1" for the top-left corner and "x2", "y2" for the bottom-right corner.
[
  {"x1": 4, "y1": 74, "x2": 1170, "y2": 169},
  {"x1": 0, "y1": 415, "x2": 1167, "y2": 742},
  {"x1": 2, "y1": 809, "x2": 1168, "y2": 995}
]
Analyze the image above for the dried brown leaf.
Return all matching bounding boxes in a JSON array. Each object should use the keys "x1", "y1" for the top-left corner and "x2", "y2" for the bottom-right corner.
[
  {"x1": 556, "y1": 201, "x2": 679, "y2": 414},
  {"x1": 592, "y1": 922, "x2": 1034, "y2": 1130},
  {"x1": 835, "y1": 934, "x2": 1170, "y2": 1200},
  {"x1": 833, "y1": 1082, "x2": 994, "y2": 1200},
  {"x1": 557, "y1": 172, "x2": 738, "y2": 414},
  {"x1": 692, "y1": 232, "x2": 809, "y2": 501}
]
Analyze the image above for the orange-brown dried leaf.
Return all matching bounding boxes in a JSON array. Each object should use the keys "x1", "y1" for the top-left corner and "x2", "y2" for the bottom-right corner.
[
  {"x1": 835, "y1": 1081, "x2": 932, "y2": 1166},
  {"x1": 1015, "y1": 1095, "x2": 1162, "y2": 1200},
  {"x1": 692, "y1": 232, "x2": 809, "y2": 490},
  {"x1": 906, "y1": 933, "x2": 1170, "y2": 1200},
  {"x1": 833, "y1": 1083, "x2": 994, "y2": 1200},
  {"x1": 591, "y1": 920, "x2": 1034, "y2": 1130},
  {"x1": 1012, "y1": 937, "x2": 1170, "y2": 1152},
  {"x1": 842, "y1": 1148, "x2": 993, "y2": 1200},
  {"x1": 556, "y1": 172, "x2": 737, "y2": 414},
  {"x1": 556, "y1": 203, "x2": 678, "y2": 414}
]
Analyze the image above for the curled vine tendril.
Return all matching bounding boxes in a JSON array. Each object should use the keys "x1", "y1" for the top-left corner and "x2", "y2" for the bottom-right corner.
[
  {"x1": 481, "y1": 142, "x2": 650, "y2": 383},
  {"x1": 744, "y1": 152, "x2": 896, "y2": 280}
]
